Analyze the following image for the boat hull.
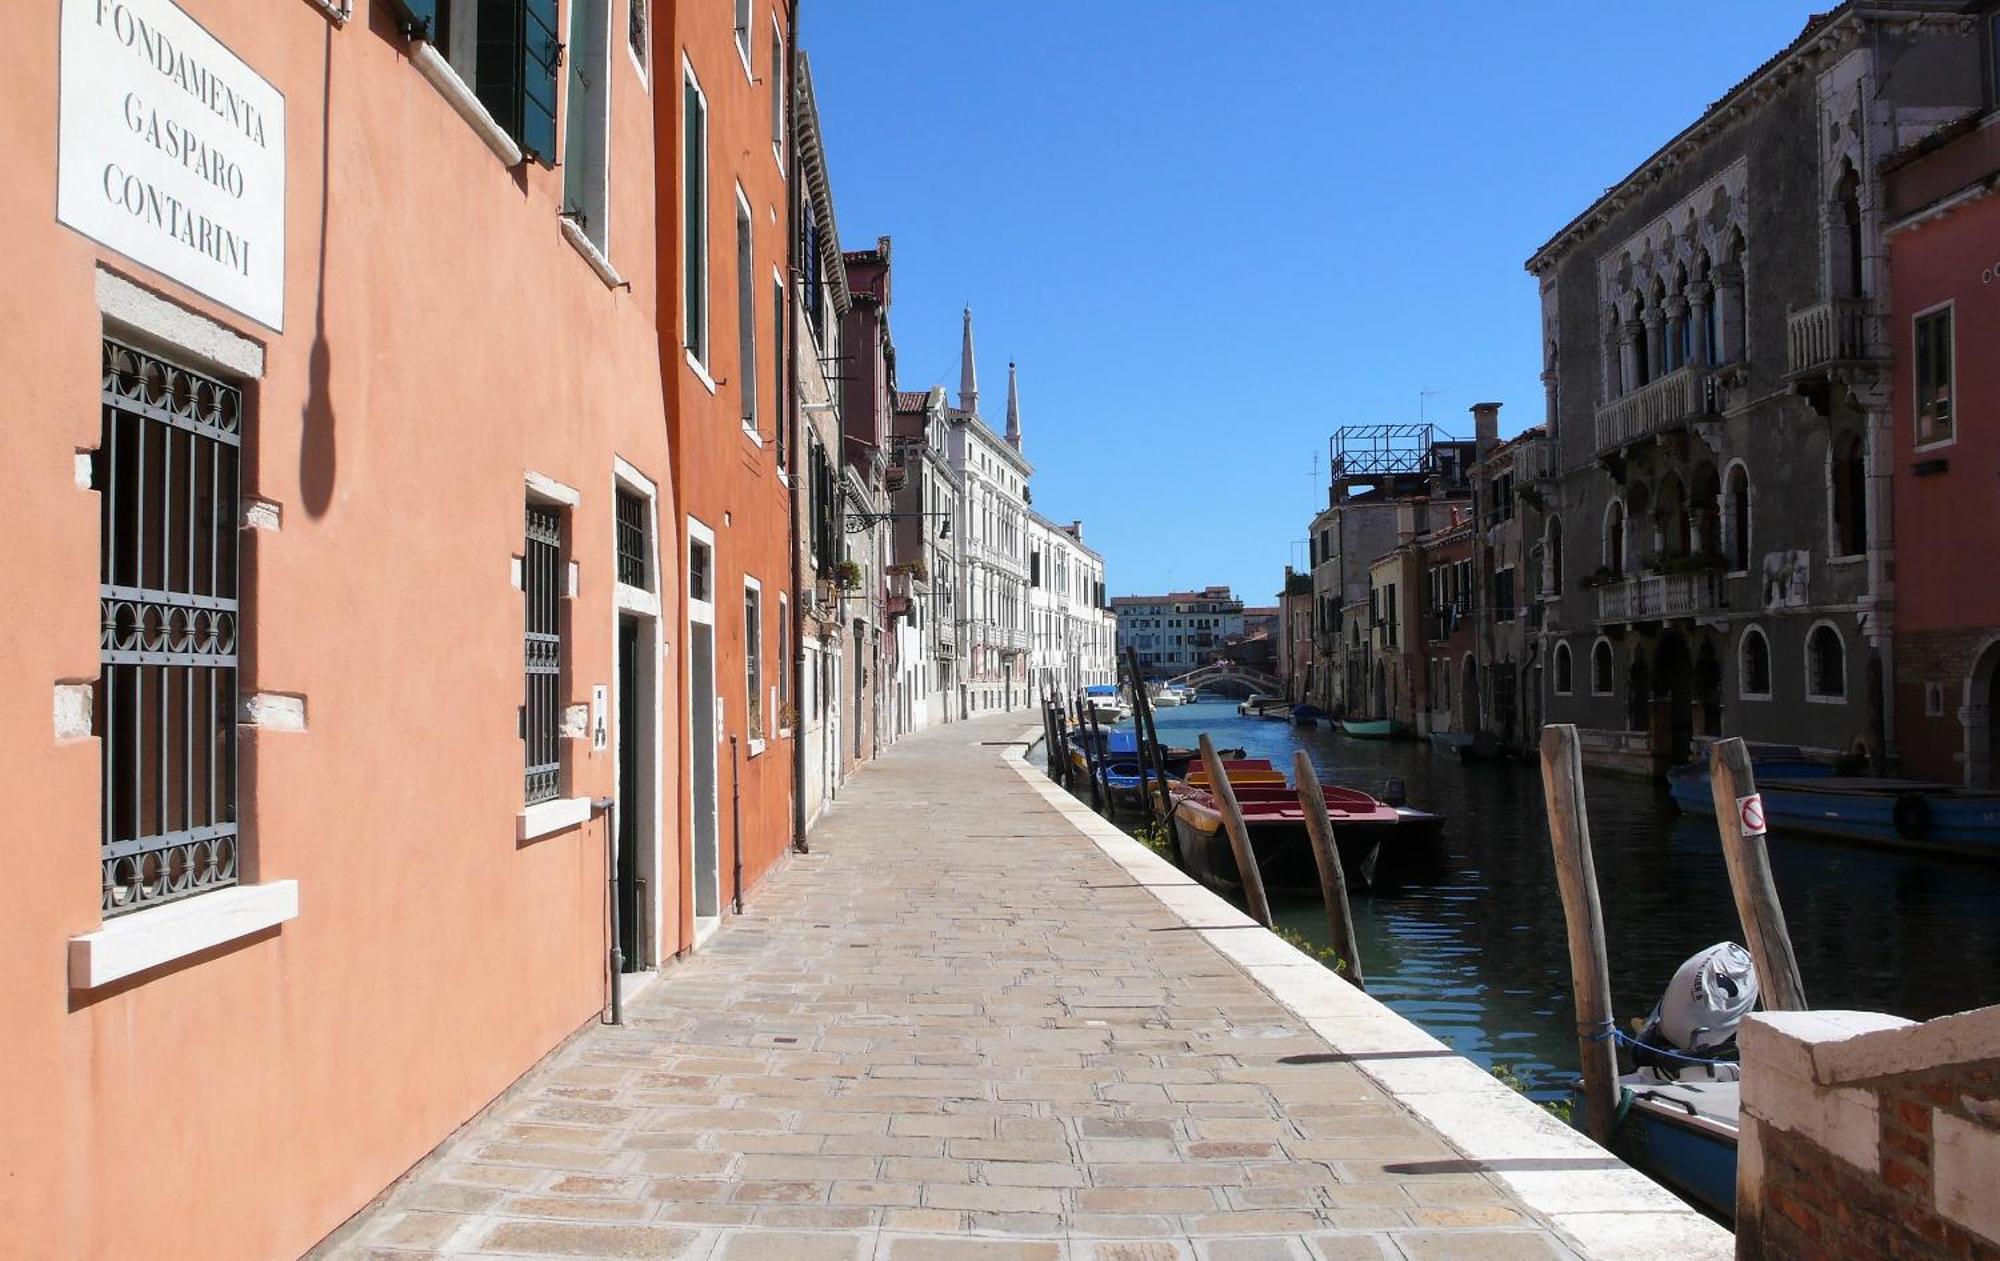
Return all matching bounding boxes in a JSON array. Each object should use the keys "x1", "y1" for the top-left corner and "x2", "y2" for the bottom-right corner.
[
  {"x1": 1669, "y1": 763, "x2": 2000, "y2": 856},
  {"x1": 1171, "y1": 800, "x2": 1444, "y2": 895},
  {"x1": 1615, "y1": 1093, "x2": 1739, "y2": 1220},
  {"x1": 1341, "y1": 719, "x2": 1396, "y2": 740}
]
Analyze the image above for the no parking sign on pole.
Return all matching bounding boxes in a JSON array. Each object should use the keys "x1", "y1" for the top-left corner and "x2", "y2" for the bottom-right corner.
[{"x1": 1737, "y1": 793, "x2": 1766, "y2": 838}]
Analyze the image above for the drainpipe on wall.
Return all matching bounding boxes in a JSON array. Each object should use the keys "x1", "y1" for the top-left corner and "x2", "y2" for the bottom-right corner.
[{"x1": 786, "y1": 0, "x2": 808, "y2": 854}]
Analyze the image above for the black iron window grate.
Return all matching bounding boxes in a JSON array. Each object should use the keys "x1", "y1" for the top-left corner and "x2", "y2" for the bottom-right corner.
[
  {"x1": 614, "y1": 489, "x2": 649, "y2": 589},
  {"x1": 99, "y1": 339, "x2": 242, "y2": 916},
  {"x1": 524, "y1": 504, "x2": 564, "y2": 804}
]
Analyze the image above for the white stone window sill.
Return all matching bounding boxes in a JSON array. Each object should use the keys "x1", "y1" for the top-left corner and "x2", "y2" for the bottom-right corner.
[
  {"x1": 1827, "y1": 554, "x2": 1866, "y2": 567},
  {"x1": 560, "y1": 218, "x2": 626, "y2": 289},
  {"x1": 748, "y1": 738, "x2": 767, "y2": 758},
  {"x1": 410, "y1": 42, "x2": 524, "y2": 168},
  {"x1": 686, "y1": 351, "x2": 718, "y2": 394},
  {"x1": 741, "y1": 421, "x2": 764, "y2": 447},
  {"x1": 69, "y1": 880, "x2": 299, "y2": 990},
  {"x1": 518, "y1": 796, "x2": 592, "y2": 842}
]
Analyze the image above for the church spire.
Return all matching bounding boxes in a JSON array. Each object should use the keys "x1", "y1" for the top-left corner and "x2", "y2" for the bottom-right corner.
[
  {"x1": 1004, "y1": 361, "x2": 1021, "y2": 451},
  {"x1": 958, "y1": 306, "x2": 979, "y2": 416}
]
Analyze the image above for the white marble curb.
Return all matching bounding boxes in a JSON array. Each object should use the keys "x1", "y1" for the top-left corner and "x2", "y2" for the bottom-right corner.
[{"x1": 1003, "y1": 732, "x2": 1732, "y2": 1261}]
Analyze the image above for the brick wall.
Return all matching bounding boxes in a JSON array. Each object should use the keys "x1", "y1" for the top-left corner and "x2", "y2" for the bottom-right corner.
[{"x1": 1740, "y1": 1011, "x2": 2000, "y2": 1261}]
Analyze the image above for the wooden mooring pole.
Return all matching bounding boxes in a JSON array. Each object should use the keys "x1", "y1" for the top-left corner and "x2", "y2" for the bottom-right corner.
[
  {"x1": 1079, "y1": 692, "x2": 1106, "y2": 812},
  {"x1": 1709, "y1": 736, "x2": 1808, "y2": 1011},
  {"x1": 1291, "y1": 751, "x2": 1365, "y2": 989},
  {"x1": 1538, "y1": 723, "x2": 1621, "y2": 1146},
  {"x1": 1121, "y1": 660, "x2": 1159, "y2": 831},
  {"x1": 1199, "y1": 733, "x2": 1272, "y2": 927},
  {"x1": 1128, "y1": 652, "x2": 1178, "y2": 832}
]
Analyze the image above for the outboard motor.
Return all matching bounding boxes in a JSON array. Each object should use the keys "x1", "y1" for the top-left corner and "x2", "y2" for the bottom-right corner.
[{"x1": 1630, "y1": 941, "x2": 1759, "y2": 1079}]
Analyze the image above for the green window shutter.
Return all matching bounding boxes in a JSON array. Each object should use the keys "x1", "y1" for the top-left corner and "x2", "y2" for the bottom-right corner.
[
  {"x1": 475, "y1": 0, "x2": 561, "y2": 165},
  {"x1": 390, "y1": 0, "x2": 439, "y2": 39},
  {"x1": 519, "y1": 0, "x2": 561, "y2": 164}
]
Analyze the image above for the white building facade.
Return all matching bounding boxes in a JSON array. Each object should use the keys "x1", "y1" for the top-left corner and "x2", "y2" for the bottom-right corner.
[
  {"x1": 948, "y1": 314, "x2": 1034, "y2": 715},
  {"x1": 1029, "y1": 513, "x2": 1116, "y2": 699},
  {"x1": 1114, "y1": 587, "x2": 1247, "y2": 677}
]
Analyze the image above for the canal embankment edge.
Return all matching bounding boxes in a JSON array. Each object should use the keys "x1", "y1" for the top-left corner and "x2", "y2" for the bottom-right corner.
[{"x1": 1004, "y1": 729, "x2": 1733, "y2": 1261}]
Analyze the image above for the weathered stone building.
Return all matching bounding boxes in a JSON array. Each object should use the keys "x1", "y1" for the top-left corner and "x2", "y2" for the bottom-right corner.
[
  {"x1": 1526, "y1": 3, "x2": 1988, "y2": 774},
  {"x1": 1306, "y1": 426, "x2": 1473, "y2": 717},
  {"x1": 1468, "y1": 406, "x2": 1556, "y2": 751}
]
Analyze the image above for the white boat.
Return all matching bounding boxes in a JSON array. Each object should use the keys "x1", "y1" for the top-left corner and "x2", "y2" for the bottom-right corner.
[
  {"x1": 1149, "y1": 686, "x2": 1183, "y2": 708},
  {"x1": 1083, "y1": 685, "x2": 1130, "y2": 726}
]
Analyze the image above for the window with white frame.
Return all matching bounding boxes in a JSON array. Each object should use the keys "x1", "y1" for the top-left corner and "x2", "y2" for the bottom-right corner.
[
  {"x1": 772, "y1": 273, "x2": 787, "y2": 468},
  {"x1": 745, "y1": 578, "x2": 765, "y2": 741},
  {"x1": 396, "y1": 0, "x2": 560, "y2": 163},
  {"x1": 1553, "y1": 642, "x2": 1573, "y2": 696},
  {"x1": 682, "y1": 64, "x2": 709, "y2": 365},
  {"x1": 770, "y1": 26, "x2": 785, "y2": 152},
  {"x1": 1806, "y1": 623, "x2": 1846, "y2": 701},
  {"x1": 1914, "y1": 304, "x2": 1954, "y2": 448},
  {"x1": 628, "y1": 0, "x2": 648, "y2": 74},
  {"x1": 737, "y1": 191, "x2": 757, "y2": 430},
  {"x1": 1739, "y1": 625, "x2": 1772, "y2": 700},
  {"x1": 778, "y1": 593, "x2": 790, "y2": 729},
  {"x1": 733, "y1": 0, "x2": 752, "y2": 66},
  {"x1": 1591, "y1": 639, "x2": 1614, "y2": 696},
  {"x1": 98, "y1": 340, "x2": 242, "y2": 916}
]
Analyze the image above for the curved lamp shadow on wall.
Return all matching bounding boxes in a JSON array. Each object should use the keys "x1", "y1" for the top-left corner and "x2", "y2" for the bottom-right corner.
[{"x1": 300, "y1": 23, "x2": 338, "y2": 520}]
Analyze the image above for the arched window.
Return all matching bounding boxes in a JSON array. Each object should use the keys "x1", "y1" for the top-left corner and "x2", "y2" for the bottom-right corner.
[
  {"x1": 1605, "y1": 500, "x2": 1626, "y2": 577},
  {"x1": 1724, "y1": 463, "x2": 1752, "y2": 572},
  {"x1": 1807, "y1": 623, "x2": 1846, "y2": 701},
  {"x1": 1555, "y1": 642, "x2": 1574, "y2": 696},
  {"x1": 1591, "y1": 639, "x2": 1614, "y2": 696},
  {"x1": 1835, "y1": 163, "x2": 1864, "y2": 300},
  {"x1": 1631, "y1": 293, "x2": 1651, "y2": 389},
  {"x1": 1546, "y1": 516, "x2": 1564, "y2": 594},
  {"x1": 1831, "y1": 433, "x2": 1867, "y2": 557},
  {"x1": 1659, "y1": 473, "x2": 1690, "y2": 560},
  {"x1": 1739, "y1": 626, "x2": 1772, "y2": 700}
]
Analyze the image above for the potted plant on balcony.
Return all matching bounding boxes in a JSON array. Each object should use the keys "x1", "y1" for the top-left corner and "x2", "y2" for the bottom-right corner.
[
  {"x1": 1579, "y1": 565, "x2": 1618, "y2": 590},
  {"x1": 834, "y1": 559, "x2": 862, "y2": 591}
]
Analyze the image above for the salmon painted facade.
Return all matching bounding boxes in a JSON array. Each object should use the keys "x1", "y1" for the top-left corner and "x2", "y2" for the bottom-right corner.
[
  {"x1": 1, "y1": 0, "x2": 684, "y2": 1255},
  {"x1": 1, "y1": 2, "x2": 1115, "y2": 1254},
  {"x1": 656, "y1": 0, "x2": 796, "y2": 942}
]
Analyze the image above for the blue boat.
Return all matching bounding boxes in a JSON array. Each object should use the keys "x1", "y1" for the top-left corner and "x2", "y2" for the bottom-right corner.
[
  {"x1": 1614, "y1": 1074, "x2": 1739, "y2": 1219},
  {"x1": 1669, "y1": 758, "x2": 2000, "y2": 857}
]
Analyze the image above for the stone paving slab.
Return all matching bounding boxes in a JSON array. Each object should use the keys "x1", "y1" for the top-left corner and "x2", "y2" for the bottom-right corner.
[{"x1": 314, "y1": 715, "x2": 1729, "y2": 1261}]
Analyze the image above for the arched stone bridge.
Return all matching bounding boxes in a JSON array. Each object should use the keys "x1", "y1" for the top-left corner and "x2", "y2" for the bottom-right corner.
[{"x1": 1163, "y1": 662, "x2": 1282, "y2": 696}]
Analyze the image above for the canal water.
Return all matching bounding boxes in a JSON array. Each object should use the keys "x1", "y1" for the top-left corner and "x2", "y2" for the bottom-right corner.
[{"x1": 1112, "y1": 699, "x2": 2000, "y2": 1102}]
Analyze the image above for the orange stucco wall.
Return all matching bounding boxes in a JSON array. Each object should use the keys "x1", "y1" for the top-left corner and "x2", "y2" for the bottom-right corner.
[
  {"x1": 657, "y1": 0, "x2": 797, "y2": 937},
  {"x1": 1, "y1": 2, "x2": 677, "y2": 1256}
]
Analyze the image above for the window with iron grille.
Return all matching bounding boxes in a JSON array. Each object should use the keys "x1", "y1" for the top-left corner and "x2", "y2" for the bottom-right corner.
[
  {"x1": 614, "y1": 488, "x2": 650, "y2": 589},
  {"x1": 744, "y1": 580, "x2": 765, "y2": 740},
  {"x1": 97, "y1": 339, "x2": 241, "y2": 917},
  {"x1": 524, "y1": 504, "x2": 564, "y2": 803}
]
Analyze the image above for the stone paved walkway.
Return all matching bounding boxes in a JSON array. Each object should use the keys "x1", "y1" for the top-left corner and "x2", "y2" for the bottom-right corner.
[{"x1": 321, "y1": 714, "x2": 1588, "y2": 1261}]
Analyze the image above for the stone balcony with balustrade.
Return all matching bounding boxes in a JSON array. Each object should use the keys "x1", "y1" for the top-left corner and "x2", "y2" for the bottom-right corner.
[
  {"x1": 1596, "y1": 568, "x2": 1727, "y2": 623},
  {"x1": 1593, "y1": 365, "x2": 1712, "y2": 459},
  {"x1": 1786, "y1": 297, "x2": 1876, "y2": 378}
]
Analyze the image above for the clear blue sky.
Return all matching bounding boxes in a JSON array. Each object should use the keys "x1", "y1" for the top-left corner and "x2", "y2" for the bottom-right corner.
[{"x1": 803, "y1": 3, "x2": 1813, "y2": 604}]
